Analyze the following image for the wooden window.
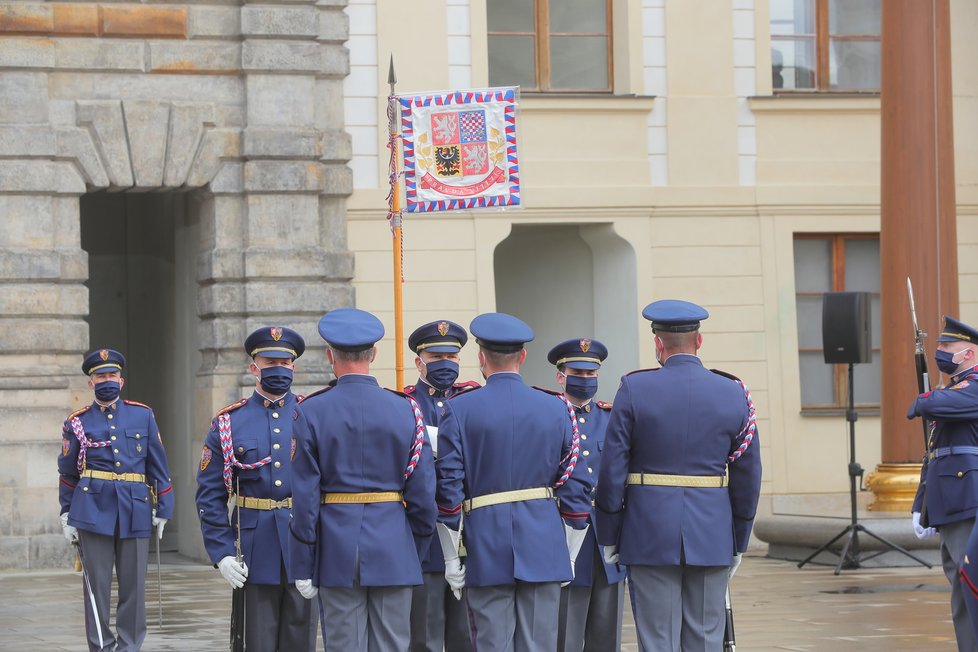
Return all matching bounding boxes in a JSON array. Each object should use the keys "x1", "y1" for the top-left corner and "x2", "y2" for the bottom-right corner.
[
  {"x1": 488, "y1": 0, "x2": 612, "y2": 93},
  {"x1": 794, "y1": 234, "x2": 880, "y2": 409},
  {"x1": 771, "y1": 0, "x2": 880, "y2": 92}
]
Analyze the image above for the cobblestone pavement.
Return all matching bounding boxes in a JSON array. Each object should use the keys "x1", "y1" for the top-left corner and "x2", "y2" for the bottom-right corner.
[{"x1": 0, "y1": 551, "x2": 956, "y2": 651}]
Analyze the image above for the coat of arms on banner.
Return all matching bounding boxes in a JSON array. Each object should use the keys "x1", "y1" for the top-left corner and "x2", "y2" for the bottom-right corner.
[{"x1": 398, "y1": 87, "x2": 520, "y2": 213}]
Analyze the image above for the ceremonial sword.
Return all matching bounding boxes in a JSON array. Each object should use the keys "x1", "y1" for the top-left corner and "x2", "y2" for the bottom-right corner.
[
  {"x1": 73, "y1": 539, "x2": 105, "y2": 651},
  {"x1": 153, "y1": 480, "x2": 163, "y2": 630},
  {"x1": 723, "y1": 586, "x2": 736, "y2": 651},
  {"x1": 230, "y1": 475, "x2": 245, "y2": 652}
]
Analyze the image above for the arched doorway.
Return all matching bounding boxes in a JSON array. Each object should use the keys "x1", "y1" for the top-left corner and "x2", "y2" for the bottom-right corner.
[
  {"x1": 493, "y1": 223, "x2": 639, "y2": 399},
  {"x1": 80, "y1": 191, "x2": 204, "y2": 552}
]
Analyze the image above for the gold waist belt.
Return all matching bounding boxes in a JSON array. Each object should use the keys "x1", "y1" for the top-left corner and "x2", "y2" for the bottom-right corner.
[
  {"x1": 322, "y1": 492, "x2": 403, "y2": 504},
  {"x1": 463, "y1": 487, "x2": 554, "y2": 513},
  {"x1": 236, "y1": 496, "x2": 292, "y2": 510},
  {"x1": 81, "y1": 470, "x2": 146, "y2": 483},
  {"x1": 627, "y1": 472, "x2": 728, "y2": 488}
]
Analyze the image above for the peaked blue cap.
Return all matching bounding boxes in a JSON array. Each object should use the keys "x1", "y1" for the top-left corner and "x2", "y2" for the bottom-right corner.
[
  {"x1": 245, "y1": 326, "x2": 305, "y2": 359},
  {"x1": 318, "y1": 308, "x2": 385, "y2": 352},
  {"x1": 82, "y1": 349, "x2": 126, "y2": 376},
  {"x1": 642, "y1": 300, "x2": 709, "y2": 333},
  {"x1": 409, "y1": 320, "x2": 468, "y2": 354},
  {"x1": 547, "y1": 338, "x2": 607, "y2": 370},
  {"x1": 470, "y1": 312, "x2": 534, "y2": 353},
  {"x1": 938, "y1": 315, "x2": 978, "y2": 344}
]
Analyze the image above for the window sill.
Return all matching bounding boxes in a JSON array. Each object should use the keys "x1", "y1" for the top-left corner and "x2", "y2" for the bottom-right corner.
[
  {"x1": 800, "y1": 407, "x2": 881, "y2": 418},
  {"x1": 749, "y1": 94, "x2": 880, "y2": 114},
  {"x1": 520, "y1": 93, "x2": 656, "y2": 113}
]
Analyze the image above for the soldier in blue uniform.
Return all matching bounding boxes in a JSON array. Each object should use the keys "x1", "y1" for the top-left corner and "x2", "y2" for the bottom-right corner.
[
  {"x1": 405, "y1": 320, "x2": 478, "y2": 652},
  {"x1": 595, "y1": 300, "x2": 762, "y2": 651},
  {"x1": 58, "y1": 349, "x2": 174, "y2": 652},
  {"x1": 435, "y1": 312, "x2": 593, "y2": 652},
  {"x1": 290, "y1": 308, "x2": 437, "y2": 652},
  {"x1": 908, "y1": 315, "x2": 978, "y2": 651},
  {"x1": 194, "y1": 326, "x2": 316, "y2": 651},
  {"x1": 544, "y1": 338, "x2": 626, "y2": 652}
]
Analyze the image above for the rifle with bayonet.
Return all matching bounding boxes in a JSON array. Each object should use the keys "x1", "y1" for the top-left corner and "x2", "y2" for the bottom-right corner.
[
  {"x1": 230, "y1": 476, "x2": 245, "y2": 652},
  {"x1": 723, "y1": 586, "x2": 736, "y2": 651},
  {"x1": 907, "y1": 277, "x2": 932, "y2": 527},
  {"x1": 151, "y1": 480, "x2": 163, "y2": 630}
]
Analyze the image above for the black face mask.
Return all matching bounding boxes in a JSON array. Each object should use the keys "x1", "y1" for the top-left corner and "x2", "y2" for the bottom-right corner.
[
  {"x1": 94, "y1": 380, "x2": 121, "y2": 402},
  {"x1": 260, "y1": 366, "x2": 293, "y2": 395},
  {"x1": 564, "y1": 375, "x2": 598, "y2": 401},
  {"x1": 425, "y1": 359, "x2": 460, "y2": 391}
]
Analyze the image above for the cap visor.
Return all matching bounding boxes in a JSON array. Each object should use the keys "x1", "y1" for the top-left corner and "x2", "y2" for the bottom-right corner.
[
  {"x1": 564, "y1": 360, "x2": 601, "y2": 370},
  {"x1": 422, "y1": 344, "x2": 461, "y2": 353}
]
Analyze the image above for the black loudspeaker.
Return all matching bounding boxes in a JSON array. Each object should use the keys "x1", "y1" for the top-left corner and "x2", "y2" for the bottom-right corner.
[{"x1": 822, "y1": 292, "x2": 872, "y2": 364}]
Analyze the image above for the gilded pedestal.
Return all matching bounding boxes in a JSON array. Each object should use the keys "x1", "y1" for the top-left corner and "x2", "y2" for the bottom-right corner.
[{"x1": 866, "y1": 463, "x2": 922, "y2": 511}]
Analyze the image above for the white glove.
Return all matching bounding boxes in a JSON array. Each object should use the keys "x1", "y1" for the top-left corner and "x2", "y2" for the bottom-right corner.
[
  {"x1": 218, "y1": 556, "x2": 249, "y2": 588},
  {"x1": 60, "y1": 512, "x2": 78, "y2": 543},
  {"x1": 728, "y1": 552, "x2": 743, "y2": 579},
  {"x1": 295, "y1": 579, "x2": 318, "y2": 599},
  {"x1": 152, "y1": 511, "x2": 167, "y2": 541},
  {"x1": 563, "y1": 524, "x2": 589, "y2": 586},
  {"x1": 912, "y1": 512, "x2": 937, "y2": 540},
  {"x1": 602, "y1": 544, "x2": 619, "y2": 565},
  {"x1": 444, "y1": 557, "x2": 465, "y2": 599}
]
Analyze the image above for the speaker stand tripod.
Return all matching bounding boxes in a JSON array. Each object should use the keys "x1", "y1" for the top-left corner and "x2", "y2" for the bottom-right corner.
[{"x1": 798, "y1": 363, "x2": 933, "y2": 575}]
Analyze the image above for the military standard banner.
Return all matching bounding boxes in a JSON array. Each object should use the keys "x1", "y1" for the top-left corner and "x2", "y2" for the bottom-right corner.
[{"x1": 397, "y1": 87, "x2": 521, "y2": 213}]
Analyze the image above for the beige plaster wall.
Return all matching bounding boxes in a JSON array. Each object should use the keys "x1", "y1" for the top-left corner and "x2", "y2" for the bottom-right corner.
[{"x1": 344, "y1": 0, "x2": 978, "y2": 501}]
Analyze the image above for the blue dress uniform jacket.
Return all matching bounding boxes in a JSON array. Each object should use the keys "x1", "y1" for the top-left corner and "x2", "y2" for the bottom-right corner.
[
  {"x1": 195, "y1": 391, "x2": 299, "y2": 585},
  {"x1": 406, "y1": 378, "x2": 480, "y2": 574},
  {"x1": 435, "y1": 372, "x2": 593, "y2": 587},
  {"x1": 289, "y1": 374, "x2": 437, "y2": 588},
  {"x1": 566, "y1": 400, "x2": 626, "y2": 587},
  {"x1": 58, "y1": 399, "x2": 174, "y2": 538},
  {"x1": 910, "y1": 369, "x2": 978, "y2": 525},
  {"x1": 595, "y1": 355, "x2": 762, "y2": 566}
]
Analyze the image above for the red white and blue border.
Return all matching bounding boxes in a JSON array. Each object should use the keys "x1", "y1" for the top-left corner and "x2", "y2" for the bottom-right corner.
[{"x1": 397, "y1": 87, "x2": 520, "y2": 213}]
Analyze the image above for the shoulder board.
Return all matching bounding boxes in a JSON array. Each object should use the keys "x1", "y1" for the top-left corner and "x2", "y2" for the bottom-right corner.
[
  {"x1": 123, "y1": 399, "x2": 151, "y2": 410},
  {"x1": 624, "y1": 367, "x2": 659, "y2": 377},
  {"x1": 531, "y1": 385, "x2": 562, "y2": 397},
  {"x1": 216, "y1": 397, "x2": 248, "y2": 415},
  {"x1": 596, "y1": 400, "x2": 613, "y2": 410},
  {"x1": 403, "y1": 385, "x2": 417, "y2": 394},
  {"x1": 297, "y1": 385, "x2": 333, "y2": 404},
  {"x1": 450, "y1": 381, "x2": 481, "y2": 397},
  {"x1": 709, "y1": 368, "x2": 743, "y2": 384},
  {"x1": 384, "y1": 387, "x2": 411, "y2": 399},
  {"x1": 67, "y1": 405, "x2": 92, "y2": 420}
]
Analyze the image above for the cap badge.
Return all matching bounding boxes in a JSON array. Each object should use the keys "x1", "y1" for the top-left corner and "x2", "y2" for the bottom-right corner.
[
  {"x1": 438, "y1": 321, "x2": 449, "y2": 336},
  {"x1": 99, "y1": 349, "x2": 109, "y2": 361},
  {"x1": 270, "y1": 327, "x2": 283, "y2": 341},
  {"x1": 579, "y1": 339, "x2": 591, "y2": 353}
]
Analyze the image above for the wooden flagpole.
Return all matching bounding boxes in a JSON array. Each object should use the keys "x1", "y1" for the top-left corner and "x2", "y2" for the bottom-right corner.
[{"x1": 388, "y1": 56, "x2": 405, "y2": 390}]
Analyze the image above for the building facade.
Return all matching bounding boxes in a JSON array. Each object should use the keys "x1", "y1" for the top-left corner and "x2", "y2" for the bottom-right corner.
[{"x1": 2, "y1": 0, "x2": 977, "y2": 567}]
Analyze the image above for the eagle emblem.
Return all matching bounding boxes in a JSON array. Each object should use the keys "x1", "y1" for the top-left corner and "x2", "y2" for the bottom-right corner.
[
  {"x1": 199, "y1": 446, "x2": 211, "y2": 471},
  {"x1": 579, "y1": 339, "x2": 591, "y2": 353},
  {"x1": 62, "y1": 438, "x2": 70, "y2": 456},
  {"x1": 270, "y1": 327, "x2": 283, "y2": 341},
  {"x1": 99, "y1": 349, "x2": 109, "y2": 361},
  {"x1": 438, "y1": 321, "x2": 449, "y2": 336}
]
